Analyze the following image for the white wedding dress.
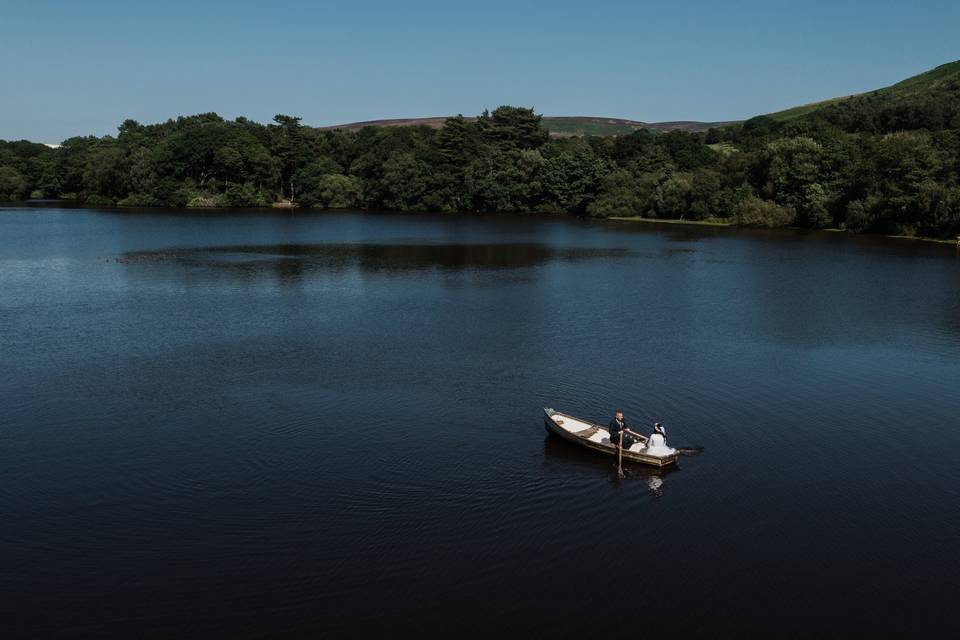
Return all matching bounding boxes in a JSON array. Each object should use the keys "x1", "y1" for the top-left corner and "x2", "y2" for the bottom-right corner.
[{"x1": 645, "y1": 432, "x2": 675, "y2": 456}]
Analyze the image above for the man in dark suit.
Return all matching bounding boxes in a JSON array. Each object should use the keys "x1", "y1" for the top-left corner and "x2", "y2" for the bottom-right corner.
[{"x1": 608, "y1": 409, "x2": 639, "y2": 449}]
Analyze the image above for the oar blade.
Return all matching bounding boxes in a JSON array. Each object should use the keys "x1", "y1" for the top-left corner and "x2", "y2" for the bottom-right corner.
[{"x1": 674, "y1": 445, "x2": 704, "y2": 456}]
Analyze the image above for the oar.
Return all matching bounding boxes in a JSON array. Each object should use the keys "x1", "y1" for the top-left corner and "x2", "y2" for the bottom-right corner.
[
  {"x1": 617, "y1": 430, "x2": 625, "y2": 479},
  {"x1": 673, "y1": 445, "x2": 705, "y2": 456}
]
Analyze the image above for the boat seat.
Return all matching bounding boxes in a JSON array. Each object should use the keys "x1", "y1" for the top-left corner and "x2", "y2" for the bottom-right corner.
[{"x1": 597, "y1": 436, "x2": 645, "y2": 452}]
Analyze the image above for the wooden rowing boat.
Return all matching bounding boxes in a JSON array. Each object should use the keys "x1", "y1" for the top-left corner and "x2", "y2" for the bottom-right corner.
[{"x1": 542, "y1": 407, "x2": 680, "y2": 468}]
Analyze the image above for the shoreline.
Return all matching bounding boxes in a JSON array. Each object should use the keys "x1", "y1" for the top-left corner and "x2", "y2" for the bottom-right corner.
[
  {"x1": 4, "y1": 201, "x2": 958, "y2": 247},
  {"x1": 608, "y1": 215, "x2": 959, "y2": 246},
  {"x1": 607, "y1": 216, "x2": 732, "y2": 227}
]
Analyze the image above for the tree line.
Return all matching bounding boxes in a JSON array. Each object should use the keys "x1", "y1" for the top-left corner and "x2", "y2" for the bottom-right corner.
[{"x1": 1, "y1": 91, "x2": 959, "y2": 239}]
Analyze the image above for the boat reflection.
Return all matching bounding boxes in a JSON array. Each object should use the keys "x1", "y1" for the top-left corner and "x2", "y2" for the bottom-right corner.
[{"x1": 541, "y1": 436, "x2": 678, "y2": 495}]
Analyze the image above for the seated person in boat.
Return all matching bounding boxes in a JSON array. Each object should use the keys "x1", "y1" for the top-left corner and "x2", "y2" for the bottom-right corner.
[
  {"x1": 647, "y1": 422, "x2": 667, "y2": 449},
  {"x1": 608, "y1": 410, "x2": 640, "y2": 448}
]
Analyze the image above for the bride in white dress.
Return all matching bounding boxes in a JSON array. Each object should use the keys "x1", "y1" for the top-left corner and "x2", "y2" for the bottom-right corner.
[{"x1": 645, "y1": 422, "x2": 675, "y2": 456}]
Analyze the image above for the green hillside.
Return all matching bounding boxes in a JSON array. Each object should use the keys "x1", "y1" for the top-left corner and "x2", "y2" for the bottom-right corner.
[
  {"x1": 769, "y1": 60, "x2": 960, "y2": 122},
  {"x1": 880, "y1": 59, "x2": 960, "y2": 95},
  {"x1": 541, "y1": 117, "x2": 647, "y2": 136},
  {"x1": 767, "y1": 95, "x2": 853, "y2": 122}
]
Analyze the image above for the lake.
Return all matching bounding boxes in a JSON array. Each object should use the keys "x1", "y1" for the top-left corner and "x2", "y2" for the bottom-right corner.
[{"x1": 2, "y1": 206, "x2": 959, "y2": 637}]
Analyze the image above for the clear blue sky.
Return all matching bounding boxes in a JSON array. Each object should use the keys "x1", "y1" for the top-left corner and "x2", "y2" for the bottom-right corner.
[{"x1": 2, "y1": 0, "x2": 958, "y2": 143}]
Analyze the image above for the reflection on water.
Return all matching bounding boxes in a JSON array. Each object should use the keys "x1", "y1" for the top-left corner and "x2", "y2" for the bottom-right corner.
[
  {"x1": 541, "y1": 436, "x2": 676, "y2": 495},
  {"x1": 122, "y1": 243, "x2": 633, "y2": 278}
]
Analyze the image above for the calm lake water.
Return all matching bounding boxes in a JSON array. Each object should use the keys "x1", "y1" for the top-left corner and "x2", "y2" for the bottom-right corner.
[{"x1": 2, "y1": 206, "x2": 959, "y2": 637}]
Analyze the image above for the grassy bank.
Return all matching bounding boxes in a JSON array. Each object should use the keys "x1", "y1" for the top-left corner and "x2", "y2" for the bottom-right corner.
[
  {"x1": 885, "y1": 234, "x2": 959, "y2": 245},
  {"x1": 611, "y1": 216, "x2": 960, "y2": 246},
  {"x1": 607, "y1": 216, "x2": 733, "y2": 227}
]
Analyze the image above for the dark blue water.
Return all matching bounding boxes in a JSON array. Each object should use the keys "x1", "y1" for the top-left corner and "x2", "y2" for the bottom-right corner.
[{"x1": 2, "y1": 207, "x2": 959, "y2": 637}]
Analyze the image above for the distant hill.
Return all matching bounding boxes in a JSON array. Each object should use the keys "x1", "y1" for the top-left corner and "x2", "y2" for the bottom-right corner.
[
  {"x1": 768, "y1": 60, "x2": 960, "y2": 122},
  {"x1": 321, "y1": 115, "x2": 736, "y2": 137},
  {"x1": 541, "y1": 117, "x2": 738, "y2": 136},
  {"x1": 321, "y1": 62, "x2": 960, "y2": 133}
]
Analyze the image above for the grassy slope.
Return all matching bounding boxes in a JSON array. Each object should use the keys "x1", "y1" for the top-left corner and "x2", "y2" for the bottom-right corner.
[
  {"x1": 542, "y1": 118, "x2": 647, "y2": 136},
  {"x1": 768, "y1": 60, "x2": 960, "y2": 122},
  {"x1": 767, "y1": 96, "x2": 853, "y2": 122}
]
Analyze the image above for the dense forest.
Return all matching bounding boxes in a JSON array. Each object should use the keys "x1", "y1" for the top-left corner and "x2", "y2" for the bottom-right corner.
[{"x1": 2, "y1": 62, "x2": 959, "y2": 238}]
